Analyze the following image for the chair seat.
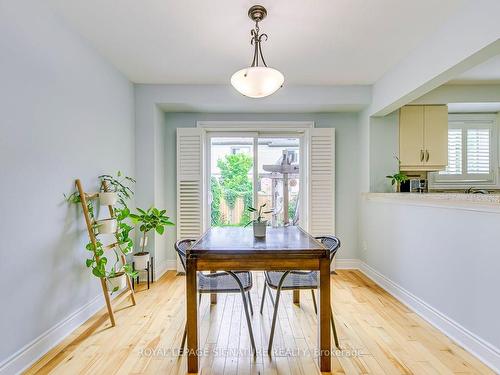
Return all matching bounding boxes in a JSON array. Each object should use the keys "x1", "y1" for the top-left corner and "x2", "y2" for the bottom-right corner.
[
  {"x1": 265, "y1": 271, "x2": 318, "y2": 290},
  {"x1": 198, "y1": 271, "x2": 252, "y2": 293}
]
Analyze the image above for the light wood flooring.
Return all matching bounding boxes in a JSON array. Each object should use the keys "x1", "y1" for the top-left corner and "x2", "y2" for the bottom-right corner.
[{"x1": 25, "y1": 270, "x2": 494, "y2": 375}]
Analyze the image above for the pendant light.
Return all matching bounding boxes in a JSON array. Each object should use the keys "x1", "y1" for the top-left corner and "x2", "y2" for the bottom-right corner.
[{"x1": 231, "y1": 5, "x2": 284, "y2": 98}]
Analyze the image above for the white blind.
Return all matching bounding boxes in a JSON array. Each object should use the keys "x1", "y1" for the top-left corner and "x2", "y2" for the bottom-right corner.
[
  {"x1": 467, "y1": 129, "x2": 490, "y2": 174},
  {"x1": 442, "y1": 128, "x2": 462, "y2": 175}
]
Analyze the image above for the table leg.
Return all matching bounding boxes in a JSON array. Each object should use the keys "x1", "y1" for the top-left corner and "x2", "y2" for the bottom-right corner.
[
  {"x1": 293, "y1": 289, "x2": 300, "y2": 305},
  {"x1": 186, "y1": 257, "x2": 198, "y2": 373},
  {"x1": 319, "y1": 258, "x2": 331, "y2": 373},
  {"x1": 210, "y1": 270, "x2": 217, "y2": 304}
]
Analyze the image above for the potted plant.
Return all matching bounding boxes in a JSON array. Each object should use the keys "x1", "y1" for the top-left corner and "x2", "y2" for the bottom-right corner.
[
  {"x1": 99, "y1": 192, "x2": 118, "y2": 206},
  {"x1": 386, "y1": 172, "x2": 409, "y2": 192},
  {"x1": 107, "y1": 271, "x2": 127, "y2": 291},
  {"x1": 246, "y1": 203, "x2": 273, "y2": 238},
  {"x1": 386, "y1": 155, "x2": 409, "y2": 192},
  {"x1": 130, "y1": 207, "x2": 175, "y2": 270},
  {"x1": 96, "y1": 218, "x2": 117, "y2": 234},
  {"x1": 99, "y1": 172, "x2": 135, "y2": 201},
  {"x1": 65, "y1": 172, "x2": 137, "y2": 294}
]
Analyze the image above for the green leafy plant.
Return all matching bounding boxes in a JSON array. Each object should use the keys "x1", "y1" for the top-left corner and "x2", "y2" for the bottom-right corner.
[
  {"x1": 130, "y1": 207, "x2": 175, "y2": 253},
  {"x1": 210, "y1": 176, "x2": 222, "y2": 226},
  {"x1": 385, "y1": 172, "x2": 409, "y2": 186},
  {"x1": 217, "y1": 153, "x2": 253, "y2": 210},
  {"x1": 386, "y1": 155, "x2": 409, "y2": 187},
  {"x1": 245, "y1": 203, "x2": 273, "y2": 226},
  {"x1": 99, "y1": 171, "x2": 135, "y2": 203},
  {"x1": 65, "y1": 172, "x2": 137, "y2": 293},
  {"x1": 99, "y1": 172, "x2": 135, "y2": 257}
]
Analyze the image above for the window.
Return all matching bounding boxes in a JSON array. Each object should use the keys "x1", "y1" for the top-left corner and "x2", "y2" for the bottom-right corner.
[
  {"x1": 431, "y1": 114, "x2": 498, "y2": 186},
  {"x1": 207, "y1": 134, "x2": 301, "y2": 227}
]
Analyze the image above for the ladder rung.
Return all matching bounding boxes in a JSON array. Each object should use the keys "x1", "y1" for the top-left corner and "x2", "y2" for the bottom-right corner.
[
  {"x1": 84, "y1": 193, "x2": 100, "y2": 200},
  {"x1": 104, "y1": 242, "x2": 120, "y2": 250}
]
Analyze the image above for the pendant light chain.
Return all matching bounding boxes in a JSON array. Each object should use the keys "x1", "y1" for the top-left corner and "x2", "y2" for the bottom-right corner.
[{"x1": 250, "y1": 19, "x2": 268, "y2": 68}]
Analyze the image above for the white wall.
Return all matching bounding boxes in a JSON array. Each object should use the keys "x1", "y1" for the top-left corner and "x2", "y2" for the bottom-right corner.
[
  {"x1": 152, "y1": 112, "x2": 360, "y2": 270},
  {"x1": 0, "y1": 1, "x2": 134, "y2": 373},
  {"x1": 369, "y1": 111, "x2": 399, "y2": 192},
  {"x1": 360, "y1": 197, "x2": 500, "y2": 371}
]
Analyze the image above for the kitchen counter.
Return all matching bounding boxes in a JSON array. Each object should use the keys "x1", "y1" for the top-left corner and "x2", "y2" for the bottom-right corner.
[{"x1": 364, "y1": 192, "x2": 500, "y2": 213}]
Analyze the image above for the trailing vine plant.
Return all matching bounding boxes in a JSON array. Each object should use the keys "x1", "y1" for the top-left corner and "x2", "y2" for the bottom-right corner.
[{"x1": 65, "y1": 172, "x2": 137, "y2": 293}]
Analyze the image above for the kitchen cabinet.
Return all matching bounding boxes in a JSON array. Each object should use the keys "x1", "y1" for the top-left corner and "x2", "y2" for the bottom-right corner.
[{"x1": 399, "y1": 105, "x2": 448, "y2": 171}]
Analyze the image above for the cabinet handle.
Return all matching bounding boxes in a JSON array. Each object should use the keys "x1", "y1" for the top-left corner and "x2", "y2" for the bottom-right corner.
[
  {"x1": 420, "y1": 150, "x2": 424, "y2": 162},
  {"x1": 425, "y1": 150, "x2": 429, "y2": 162}
]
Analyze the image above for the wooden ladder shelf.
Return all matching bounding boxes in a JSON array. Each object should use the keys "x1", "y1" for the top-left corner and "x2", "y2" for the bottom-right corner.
[{"x1": 75, "y1": 179, "x2": 136, "y2": 327}]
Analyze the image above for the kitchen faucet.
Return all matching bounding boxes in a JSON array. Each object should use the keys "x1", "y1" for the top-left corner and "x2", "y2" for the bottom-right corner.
[{"x1": 464, "y1": 187, "x2": 489, "y2": 194}]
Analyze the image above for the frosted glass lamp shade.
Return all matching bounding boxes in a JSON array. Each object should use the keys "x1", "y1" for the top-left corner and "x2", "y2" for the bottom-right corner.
[{"x1": 231, "y1": 66, "x2": 284, "y2": 98}]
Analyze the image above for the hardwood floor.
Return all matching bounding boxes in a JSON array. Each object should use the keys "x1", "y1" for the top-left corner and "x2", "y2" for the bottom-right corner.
[{"x1": 25, "y1": 270, "x2": 494, "y2": 375}]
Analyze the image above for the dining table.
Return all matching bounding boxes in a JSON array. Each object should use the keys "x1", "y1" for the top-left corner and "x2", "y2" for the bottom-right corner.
[{"x1": 185, "y1": 225, "x2": 333, "y2": 373}]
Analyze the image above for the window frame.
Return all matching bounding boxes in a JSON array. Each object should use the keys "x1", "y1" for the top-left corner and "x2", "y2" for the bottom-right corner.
[{"x1": 429, "y1": 113, "x2": 499, "y2": 189}]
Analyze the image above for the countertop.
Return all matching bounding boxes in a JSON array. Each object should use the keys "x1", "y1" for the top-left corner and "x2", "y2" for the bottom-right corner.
[{"x1": 363, "y1": 192, "x2": 500, "y2": 213}]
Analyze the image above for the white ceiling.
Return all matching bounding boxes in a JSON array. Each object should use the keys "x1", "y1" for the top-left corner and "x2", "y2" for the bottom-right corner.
[
  {"x1": 448, "y1": 54, "x2": 500, "y2": 84},
  {"x1": 48, "y1": 0, "x2": 464, "y2": 85}
]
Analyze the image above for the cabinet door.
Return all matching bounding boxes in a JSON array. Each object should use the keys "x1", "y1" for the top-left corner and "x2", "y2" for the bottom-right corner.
[
  {"x1": 399, "y1": 106, "x2": 424, "y2": 168},
  {"x1": 424, "y1": 105, "x2": 448, "y2": 168}
]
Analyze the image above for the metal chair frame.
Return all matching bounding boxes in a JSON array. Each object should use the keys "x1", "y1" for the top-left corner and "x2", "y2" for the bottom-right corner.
[
  {"x1": 260, "y1": 235, "x2": 341, "y2": 354},
  {"x1": 175, "y1": 239, "x2": 256, "y2": 355}
]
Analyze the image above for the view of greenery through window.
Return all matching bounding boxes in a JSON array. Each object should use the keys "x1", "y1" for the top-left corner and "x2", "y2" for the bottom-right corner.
[
  {"x1": 211, "y1": 153, "x2": 253, "y2": 226},
  {"x1": 209, "y1": 136, "x2": 300, "y2": 228}
]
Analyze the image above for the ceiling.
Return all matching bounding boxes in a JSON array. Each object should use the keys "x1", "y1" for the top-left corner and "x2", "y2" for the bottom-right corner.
[
  {"x1": 448, "y1": 54, "x2": 500, "y2": 85},
  {"x1": 48, "y1": 0, "x2": 464, "y2": 85}
]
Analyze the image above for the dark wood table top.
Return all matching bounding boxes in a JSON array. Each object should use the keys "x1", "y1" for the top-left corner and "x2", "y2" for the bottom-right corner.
[{"x1": 188, "y1": 226, "x2": 328, "y2": 258}]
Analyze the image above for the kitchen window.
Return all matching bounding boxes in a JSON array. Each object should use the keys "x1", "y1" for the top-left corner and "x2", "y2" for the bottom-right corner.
[{"x1": 430, "y1": 114, "x2": 498, "y2": 187}]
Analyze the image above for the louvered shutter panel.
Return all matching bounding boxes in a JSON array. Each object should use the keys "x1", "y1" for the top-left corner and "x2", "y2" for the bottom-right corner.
[
  {"x1": 467, "y1": 129, "x2": 490, "y2": 174},
  {"x1": 176, "y1": 128, "x2": 204, "y2": 245},
  {"x1": 308, "y1": 128, "x2": 335, "y2": 237},
  {"x1": 441, "y1": 128, "x2": 462, "y2": 175}
]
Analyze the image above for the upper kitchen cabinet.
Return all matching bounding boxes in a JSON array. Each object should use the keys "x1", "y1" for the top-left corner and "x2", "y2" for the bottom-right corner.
[{"x1": 399, "y1": 105, "x2": 448, "y2": 171}]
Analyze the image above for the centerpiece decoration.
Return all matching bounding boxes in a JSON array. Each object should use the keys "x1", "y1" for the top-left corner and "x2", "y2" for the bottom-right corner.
[{"x1": 245, "y1": 203, "x2": 273, "y2": 238}]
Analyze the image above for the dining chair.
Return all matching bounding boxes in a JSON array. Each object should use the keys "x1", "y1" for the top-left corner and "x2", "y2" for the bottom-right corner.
[
  {"x1": 260, "y1": 235, "x2": 341, "y2": 353},
  {"x1": 175, "y1": 239, "x2": 256, "y2": 354}
]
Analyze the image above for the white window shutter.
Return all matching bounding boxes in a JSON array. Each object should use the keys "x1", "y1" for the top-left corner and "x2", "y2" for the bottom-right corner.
[
  {"x1": 466, "y1": 128, "x2": 490, "y2": 174},
  {"x1": 308, "y1": 128, "x2": 335, "y2": 237},
  {"x1": 441, "y1": 128, "x2": 463, "y2": 175},
  {"x1": 176, "y1": 128, "x2": 204, "y2": 243}
]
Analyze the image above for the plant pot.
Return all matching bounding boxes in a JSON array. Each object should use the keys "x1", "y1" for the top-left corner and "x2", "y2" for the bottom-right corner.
[
  {"x1": 392, "y1": 182, "x2": 401, "y2": 193},
  {"x1": 133, "y1": 252, "x2": 150, "y2": 270},
  {"x1": 253, "y1": 220, "x2": 268, "y2": 238},
  {"x1": 107, "y1": 272, "x2": 126, "y2": 291},
  {"x1": 96, "y1": 218, "x2": 117, "y2": 234},
  {"x1": 99, "y1": 192, "x2": 118, "y2": 206}
]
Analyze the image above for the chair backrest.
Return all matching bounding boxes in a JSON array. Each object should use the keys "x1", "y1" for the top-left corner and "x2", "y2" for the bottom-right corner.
[
  {"x1": 174, "y1": 239, "x2": 196, "y2": 272},
  {"x1": 315, "y1": 236, "x2": 341, "y2": 264}
]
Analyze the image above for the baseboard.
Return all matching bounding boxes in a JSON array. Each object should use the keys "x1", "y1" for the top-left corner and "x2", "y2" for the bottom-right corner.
[
  {"x1": 154, "y1": 259, "x2": 177, "y2": 281},
  {"x1": 359, "y1": 261, "x2": 500, "y2": 374},
  {"x1": 0, "y1": 294, "x2": 103, "y2": 375},
  {"x1": 334, "y1": 258, "x2": 361, "y2": 270}
]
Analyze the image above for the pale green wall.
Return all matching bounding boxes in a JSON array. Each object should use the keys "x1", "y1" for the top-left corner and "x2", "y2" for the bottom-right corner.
[
  {"x1": 370, "y1": 111, "x2": 399, "y2": 192},
  {"x1": 161, "y1": 112, "x2": 360, "y2": 263}
]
